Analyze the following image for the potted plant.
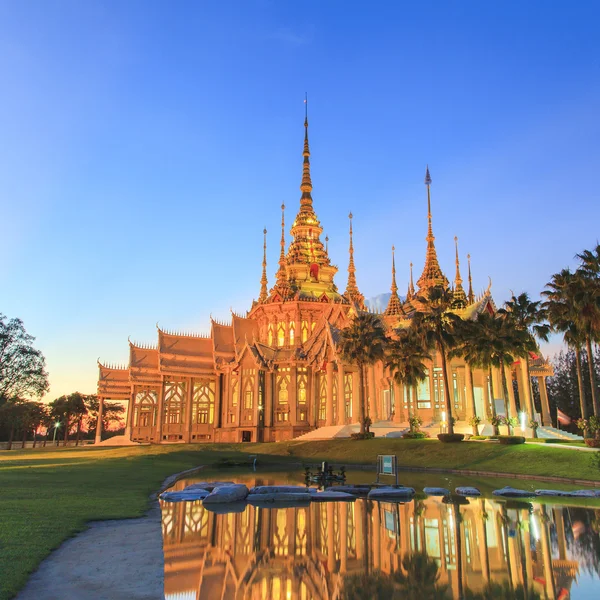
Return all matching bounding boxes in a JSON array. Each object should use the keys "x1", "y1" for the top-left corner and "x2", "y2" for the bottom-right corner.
[
  {"x1": 529, "y1": 419, "x2": 539, "y2": 439},
  {"x1": 490, "y1": 415, "x2": 504, "y2": 436},
  {"x1": 585, "y1": 416, "x2": 600, "y2": 448},
  {"x1": 409, "y1": 415, "x2": 423, "y2": 433},
  {"x1": 506, "y1": 416, "x2": 519, "y2": 435},
  {"x1": 468, "y1": 415, "x2": 482, "y2": 436}
]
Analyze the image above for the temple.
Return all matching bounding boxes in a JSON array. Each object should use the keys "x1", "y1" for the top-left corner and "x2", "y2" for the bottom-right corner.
[{"x1": 96, "y1": 109, "x2": 553, "y2": 444}]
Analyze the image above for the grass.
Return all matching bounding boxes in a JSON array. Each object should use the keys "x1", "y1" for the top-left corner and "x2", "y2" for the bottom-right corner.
[{"x1": 0, "y1": 439, "x2": 599, "y2": 599}]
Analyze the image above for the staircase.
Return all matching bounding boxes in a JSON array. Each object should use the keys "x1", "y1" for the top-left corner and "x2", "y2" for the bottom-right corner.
[
  {"x1": 292, "y1": 421, "x2": 409, "y2": 441},
  {"x1": 537, "y1": 426, "x2": 584, "y2": 442}
]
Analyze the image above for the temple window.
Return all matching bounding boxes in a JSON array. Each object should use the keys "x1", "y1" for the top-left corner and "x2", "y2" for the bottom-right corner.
[
  {"x1": 289, "y1": 321, "x2": 295, "y2": 345},
  {"x1": 276, "y1": 367, "x2": 290, "y2": 422},
  {"x1": 318, "y1": 374, "x2": 327, "y2": 421},
  {"x1": 452, "y1": 372, "x2": 460, "y2": 411},
  {"x1": 344, "y1": 373, "x2": 353, "y2": 420},
  {"x1": 417, "y1": 370, "x2": 432, "y2": 409},
  {"x1": 332, "y1": 376, "x2": 338, "y2": 423},
  {"x1": 301, "y1": 320, "x2": 309, "y2": 343},
  {"x1": 268, "y1": 323, "x2": 274, "y2": 346},
  {"x1": 135, "y1": 390, "x2": 157, "y2": 427},
  {"x1": 192, "y1": 379, "x2": 215, "y2": 424},
  {"x1": 164, "y1": 380, "x2": 186, "y2": 425},
  {"x1": 242, "y1": 369, "x2": 255, "y2": 421},
  {"x1": 277, "y1": 322, "x2": 286, "y2": 347},
  {"x1": 311, "y1": 320, "x2": 316, "y2": 331},
  {"x1": 297, "y1": 367, "x2": 308, "y2": 421}
]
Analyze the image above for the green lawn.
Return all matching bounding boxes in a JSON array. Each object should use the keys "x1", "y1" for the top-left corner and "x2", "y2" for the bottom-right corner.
[{"x1": 0, "y1": 439, "x2": 598, "y2": 600}]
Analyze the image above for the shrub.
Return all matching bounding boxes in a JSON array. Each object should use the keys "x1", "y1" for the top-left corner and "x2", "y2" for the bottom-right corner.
[
  {"x1": 497, "y1": 435, "x2": 525, "y2": 445},
  {"x1": 468, "y1": 415, "x2": 482, "y2": 435},
  {"x1": 470, "y1": 435, "x2": 488, "y2": 440},
  {"x1": 402, "y1": 431, "x2": 429, "y2": 439},
  {"x1": 350, "y1": 432, "x2": 375, "y2": 440},
  {"x1": 437, "y1": 433, "x2": 464, "y2": 443},
  {"x1": 408, "y1": 415, "x2": 423, "y2": 432},
  {"x1": 506, "y1": 416, "x2": 519, "y2": 434},
  {"x1": 584, "y1": 439, "x2": 600, "y2": 448}
]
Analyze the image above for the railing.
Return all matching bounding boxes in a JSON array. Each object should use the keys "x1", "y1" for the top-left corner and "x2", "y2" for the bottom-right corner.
[{"x1": 0, "y1": 440, "x2": 95, "y2": 450}]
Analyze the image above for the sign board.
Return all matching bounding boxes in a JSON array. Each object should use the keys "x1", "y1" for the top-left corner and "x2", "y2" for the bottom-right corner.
[{"x1": 376, "y1": 454, "x2": 399, "y2": 485}]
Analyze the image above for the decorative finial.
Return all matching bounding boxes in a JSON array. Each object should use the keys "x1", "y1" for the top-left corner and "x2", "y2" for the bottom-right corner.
[
  {"x1": 425, "y1": 165, "x2": 432, "y2": 186},
  {"x1": 259, "y1": 228, "x2": 268, "y2": 303},
  {"x1": 467, "y1": 253, "x2": 475, "y2": 305},
  {"x1": 274, "y1": 204, "x2": 288, "y2": 292},
  {"x1": 385, "y1": 245, "x2": 403, "y2": 316},
  {"x1": 406, "y1": 261, "x2": 415, "y2": 300},
  {"x1": 344, "y1": 211, "x2": 364, "y2": 308},
  {"x1": 304, "y1": 92, "x2": 308, "y2": 124},
  {"x1": 452, "y1": 236, "x2": 467, "y2": 308},
  {"x1": 325, "y1": 235, "x2": 329, "y2": 253}
]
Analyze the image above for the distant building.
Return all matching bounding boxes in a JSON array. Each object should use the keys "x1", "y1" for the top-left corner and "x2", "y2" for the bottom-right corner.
[{"x1": 97, "y1": 111, "x2": 553, "y2": 444}]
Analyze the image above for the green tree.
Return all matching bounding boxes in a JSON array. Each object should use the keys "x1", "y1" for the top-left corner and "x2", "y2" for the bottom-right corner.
[
  {"x1": 84, "y1": 395, "x2": 125, "y2": 439},
  {"x1": 0, "y1": 398, "x2": 26, "y2": 449},
  {"x1": 412, "y1": 286, "x2": 460, "y2": 435},
  {"x1": 20, "y1": 400, "x2": 48, "y2": 447},
  {"x1": 0, "y1": 314, "x2": 49, "y2": 401},
  {"x1": 338, "y1": 312, "x2": 388, "y2": 434},
  {"x1": 49, "y1": 392, "x2": 88, "y2": 445},
  {"x1": 498, "y1": 293, "x2": 550, "y2": 419},
  {"x1": 542, "y1": 269, "x2": 589, "y2": 420},
  {"x1": 385, "y1": 329, "x2": 428, "y2": 426}
]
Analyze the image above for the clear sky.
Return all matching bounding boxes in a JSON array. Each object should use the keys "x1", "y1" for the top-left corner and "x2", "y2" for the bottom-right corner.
[{"x1": 2, "y1": 1, "x2": 599, "y2": 400}]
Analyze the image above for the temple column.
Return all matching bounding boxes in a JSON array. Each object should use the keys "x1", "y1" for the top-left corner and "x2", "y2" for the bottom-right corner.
[
  {"x1": 504, "y1": 365, "x2": 518, "y2": 418},
  {"x1": 264, "y1": 371, "x2": 273, "y2": 429},
  {"x1": 393, "y1": 381, "x2": 403, "y2": 423},
  {"x1": 492, "y1": 367, "x2": 504, "y2": 416},
  {"x1": 327, "y1": 503, "x2": 335, "y2": 572},
  {"x1": 337, "y1": 364, "x2": 345, "y2": 425},
  {"x1": 540, "y1": 506, "x2": 556, "y2": 600},
  {"x1": 521, "y1": 508, "x2": 534, "y2": 589},
  {"x1": 368, "y1": 365, "x2": 378, "y2": 421},
  {"x1": 352, "y1": 371, "x2": 360, "y2": 424},
  {"x1": 518, "y1": 361, "x2": 534, "y2": 419},
  {"x1": 326, "y1": 361, "x2": 334, "y2": 426},
  {"x1": 476, "y1": 500, "x2": 490, "y2": 582},
  {"x1": 214, "y1": 374, "x2": 222, "y2": 429},
  {"x1": 553, "y1": 507, "x2": 567, "y2": 560},
  {"x1": 538, "y1": 376, "x2": 552, "y2": 426},
  {"x1": 340, "y1": 502, "x2": 348, "y2": 573},
  {"x1": 464, "y1": 365, "x2": 476, "y2": 423},
  {"x1": 428, "y1": 359, "x2": 436, "y2": 421},
  {"x1": 184, "y1": 378, "x2": 193, "y2": 443},
  {"x1": 355, "y1": 499, "x2": 364, "y2": 561},
  {"x1": 95, "y1": 396, "x2": 105, "y2": 444},
  {"x1": 290, "y1": 366, "x2": 298, "y2": 427},
  {"x1": 156, "y1": 379, "x2": 165, "y2": 443},
  {"x1": 482, "y1": 370, "x2": 491, "y2": 420},
  {"x1": 372, "y1": 501, "x2": 381, "y2": 571},
  {"x1": 125, "y1": 391, "x2": 134, "y2": 439}
]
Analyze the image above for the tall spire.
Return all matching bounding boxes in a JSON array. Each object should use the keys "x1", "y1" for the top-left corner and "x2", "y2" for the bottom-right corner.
[
  {"x1": 406, "y1": 262, "x2": 415, "y2": 301},
  {"x1": 272, "y1": 203, "x2": 289, "y2": 297},
  {"x1": 259, "y1": 228, "x2": 268, "y2": 303},
  {"x1": 467, "y1": 253, "x2": 475, "y2": 305},
  {"x1": 385, "y1": 246, "x2": 404, "y2": 316},
  {"x1": 452, "y1": 236, "x2": 467, "y2": 308},
  {"x1": 344, "y1": 212, "x2": 364, "y2": 308},
  {"x1": 300, "y1": 92, "x2": 314, "y2": 212},
  {"x1": 416, "y1": 166, "x2": 449, "y2": 292}
]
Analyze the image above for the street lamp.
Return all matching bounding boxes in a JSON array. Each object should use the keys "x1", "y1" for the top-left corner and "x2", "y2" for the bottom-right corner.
[{"x1": 52, "y1": 421, "x2": 61, "y2": 445}]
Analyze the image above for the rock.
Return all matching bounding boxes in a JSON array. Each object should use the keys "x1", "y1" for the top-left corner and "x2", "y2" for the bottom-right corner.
[
  {"x1": 455, "y1": 487, "x2": 481, "y2": 497},
  {"x1": 492, "y1": 487, "x2": 535, "y2": 498},
  {"x1": 202, "y1": 484, "x2": 249, "y2": 504},
  {"x1": 535, "y1": 489, "x2": 573, "y2": 497},
  {"x1": 325, "y1": 485, "x2": 371, "y2": 496},
  {"x1": 570, "y1": 489, "x2": 600, "y2": 498},
  {"x1": 159, "y1": 489, "x2": 209, "y2": 502},
  {"x1": 247, "y1": 492, "x2": 312, "y2": 507},
  {"x1": 423, "y1": 487, "x2": 450, "y2": 496},
  {"x1": 367, "y1": 487, "x2": 415, "y2": 501},
  {"x1": 202, "y1": 501, "x2": 248, "y2": 514},
  {"x1": 185, "y1": 481, "x2": 234, "y2": 492},
  {"x1": 249, "y1": 485, "x2": 315, "y2": 494},
  {"x1": 311, "y1": 491, "x2": 356, "y2": 502}
]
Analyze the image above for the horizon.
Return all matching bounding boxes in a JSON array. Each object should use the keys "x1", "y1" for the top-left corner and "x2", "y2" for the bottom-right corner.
[{"x1": 2, "y1": 1, "x2": 599, "y2": 400}]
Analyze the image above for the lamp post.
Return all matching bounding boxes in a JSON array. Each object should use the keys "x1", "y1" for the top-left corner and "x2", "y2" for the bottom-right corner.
[{"x1": 52, "y1": 421, "x2": 61, "y2": 445}]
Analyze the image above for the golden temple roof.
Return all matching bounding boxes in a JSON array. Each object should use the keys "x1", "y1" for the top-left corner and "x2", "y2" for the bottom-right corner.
[{"x1": 385, "y1": 246, "x2": 404, "y2": 316}]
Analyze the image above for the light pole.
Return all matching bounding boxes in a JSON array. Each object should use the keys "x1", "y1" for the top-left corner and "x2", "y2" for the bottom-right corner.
[{"x1": 52, "y1": 421, "x2": 61, "y2": 445}]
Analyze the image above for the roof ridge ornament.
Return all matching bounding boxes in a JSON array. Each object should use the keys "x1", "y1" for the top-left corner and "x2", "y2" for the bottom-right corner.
[
  {"x1": 259, "y1": 228, "x2": 268, "y2": 303},
  {"x1": 452, "y1": 236, "x2": 467, "y2": 308},
  {"x1": 385, "y1": 245, "x2": 404, "y2": 316}
]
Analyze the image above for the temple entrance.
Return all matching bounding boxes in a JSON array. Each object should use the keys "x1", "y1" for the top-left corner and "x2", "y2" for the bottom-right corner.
[
  {"x1": 381, "y1": 389, "x2": 391, "y2": 420},
  {"x1": 241, "y1": 431, "x2": 252, "y2": 442},
  {"x1": 474, "y1": 387, "x2": 485, "y2": 418}
]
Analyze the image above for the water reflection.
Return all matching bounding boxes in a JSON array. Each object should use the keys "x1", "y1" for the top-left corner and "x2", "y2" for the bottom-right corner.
[{"x1": 160, "y1": 475, "x2": 600, "y2": 600}]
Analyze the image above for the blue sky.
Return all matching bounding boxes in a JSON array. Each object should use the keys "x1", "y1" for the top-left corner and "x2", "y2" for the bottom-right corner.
[{"x1": 2, "y1": 1, "x2": 599, "y2": 398}]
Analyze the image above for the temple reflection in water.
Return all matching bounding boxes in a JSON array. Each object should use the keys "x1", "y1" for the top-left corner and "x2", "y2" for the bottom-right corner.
[{"x1": 160, "y1": 478, "x2": 594, "y2": 600}]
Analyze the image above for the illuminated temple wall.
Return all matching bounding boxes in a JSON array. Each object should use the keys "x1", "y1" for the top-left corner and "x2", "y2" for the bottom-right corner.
[{"x1": 160, "y1": 489, "x2": 576, "y2": 600}]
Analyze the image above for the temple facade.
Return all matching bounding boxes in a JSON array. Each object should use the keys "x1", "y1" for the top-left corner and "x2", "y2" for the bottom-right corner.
[{"x1": 96, "y1": 111, "x2": 553, "y2": 444}]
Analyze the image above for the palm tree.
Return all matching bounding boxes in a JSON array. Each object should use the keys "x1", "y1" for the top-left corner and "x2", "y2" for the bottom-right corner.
[
  {"x1": 542, "y1": 269, "x2": 589, "y2": 420},
  {"x1": 412, "y1": 286, "x2": 460, "y2": 435},
  {"x1": 498, "y1": 293, "x2": 550, "y2": 419},
  {"x1": 338, "y1": 312, "x2": 388, "y2": 434},
  {"x1": 386, "y1": 329, "x2": 429, "y2": 427},
  {"x1": 574, "y1": 245, "x2": 600, "y2": 416}
]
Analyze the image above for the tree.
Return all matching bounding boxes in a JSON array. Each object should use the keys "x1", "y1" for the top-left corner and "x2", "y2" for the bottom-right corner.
[
  {"x1": 385, "y1": 329, "x2": 428, "y2": 425},
  {"x1": 338, "y1": 312, "x2": 388, "y2": 434},
  {"x1": 0, "y1": 314, "x2": 49, "y2": 401},
  {"x1": 574, "y1": 245, "x2": 600, "y2": 416},
  {"x1": 85, "y1": 395, "x2": 125, "y2": 439},
  {"x1": 498, "y1": 293, "x2": 549, "y2": 419},
  {"x1": 412, "y1": 286, "x2": 460, "y2": 435},
  {"x1": 20, "y1": 401, "x2": 48, "y2": 447},
  {"x1": 48, "y1": 392, "x2": 88, "y2": 444},
  {"x1": 542, "y1": 269, "x2": 589, "y2": 421},
  {"x1": 0, "y1": 398, "x2": 26, "y2": 450}
]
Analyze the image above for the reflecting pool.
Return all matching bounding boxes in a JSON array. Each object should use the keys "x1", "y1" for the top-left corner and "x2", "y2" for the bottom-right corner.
[{"x1": 160, "y1": 471, "x2": 600, "y2": 599}]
